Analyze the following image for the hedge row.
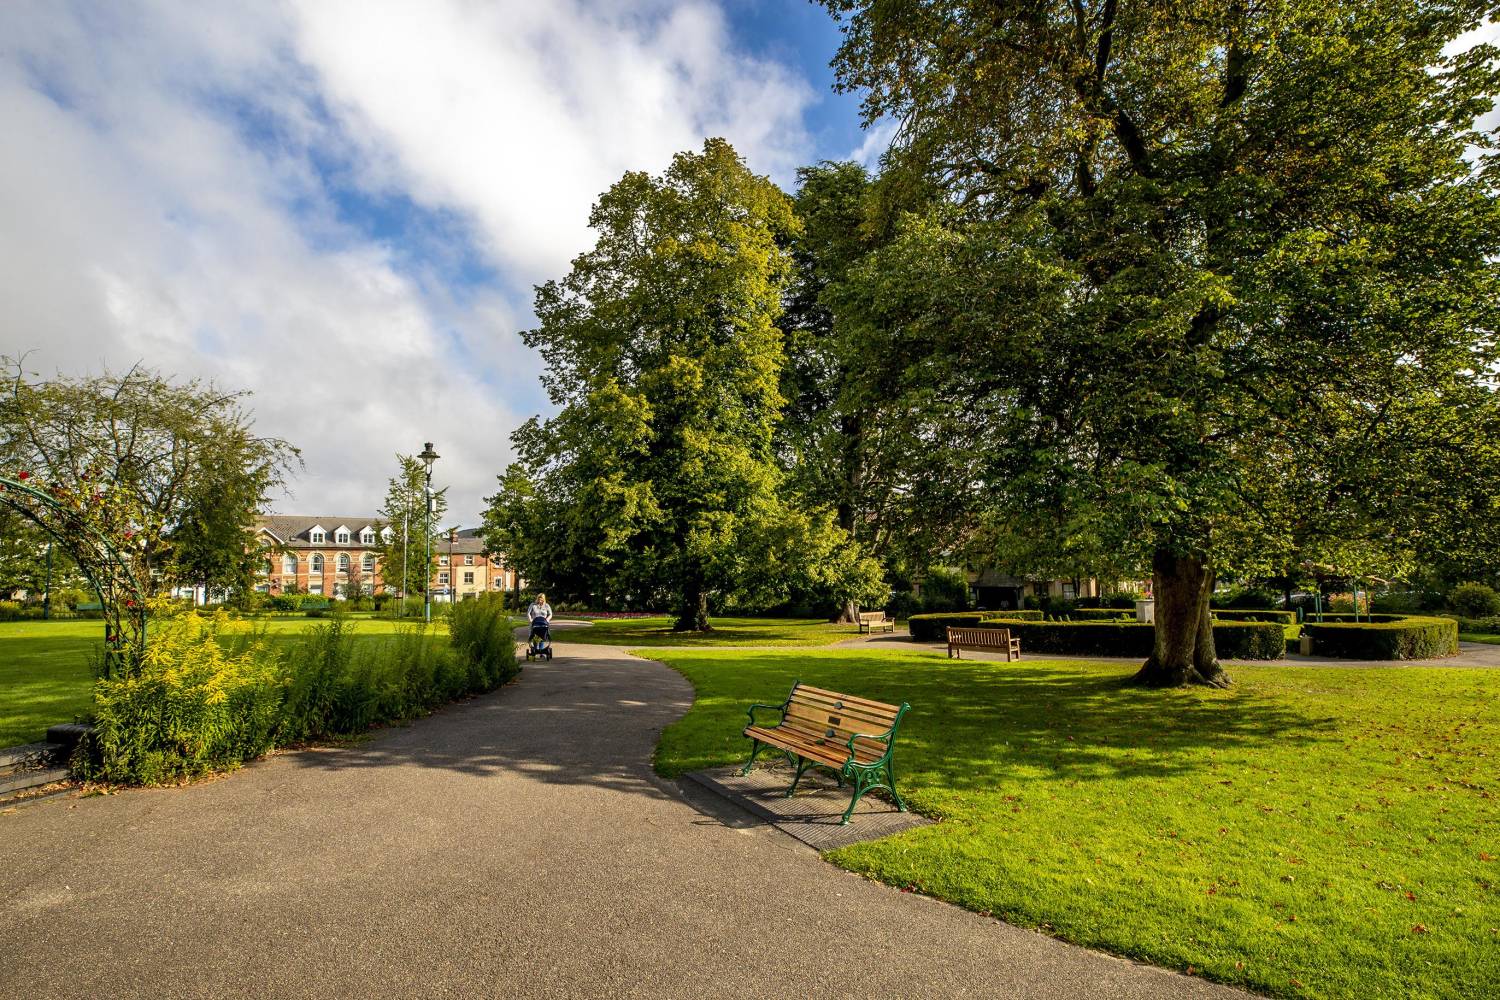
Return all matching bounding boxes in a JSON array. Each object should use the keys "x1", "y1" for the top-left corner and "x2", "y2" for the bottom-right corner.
[
  {"x1": 1068, "y1": 609, "x2": 1138, "y2": 621},
  {"x1": 907, "y1": 610, "x2": 1043, "y2": 641},
  {"x1": 1301, "y1": 616, "x2": 1458, "y2": 660},
  {"x1": 980, "y1": 618, "x2": 1286, "y2": 660},
  {"x1": 1211, "y1": 609, "x2": 1298, "y2": 624}
]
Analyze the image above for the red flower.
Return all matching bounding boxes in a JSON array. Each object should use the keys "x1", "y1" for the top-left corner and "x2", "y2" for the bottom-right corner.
[{"x1": 16, "y1": 471, "x2": 29, "y2": 480}]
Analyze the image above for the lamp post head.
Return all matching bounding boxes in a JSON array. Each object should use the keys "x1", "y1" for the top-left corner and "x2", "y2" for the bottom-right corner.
[{"x1": 418, "y1": 442, "x2": 440, "y2": 472}]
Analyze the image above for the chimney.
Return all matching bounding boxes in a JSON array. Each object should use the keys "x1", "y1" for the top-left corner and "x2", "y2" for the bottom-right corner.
[{"x1": 449, "y1": 528, "x2": 459, "y2": 542}]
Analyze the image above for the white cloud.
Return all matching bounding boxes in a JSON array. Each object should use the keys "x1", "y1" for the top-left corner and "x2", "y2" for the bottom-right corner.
[{"x1": 0, "y1": 1, "x2": 818, "y2": 524}]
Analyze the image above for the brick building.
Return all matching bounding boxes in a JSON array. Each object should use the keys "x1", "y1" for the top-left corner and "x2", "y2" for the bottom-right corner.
[{"x1": 254, "y1": 515, "x2": 519, "y2": 600}]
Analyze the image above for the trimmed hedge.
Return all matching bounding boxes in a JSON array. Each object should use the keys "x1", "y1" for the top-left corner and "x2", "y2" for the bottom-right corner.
[
  {"x1": 1301, "y1": 616, "x2": 1458, "y2": 660},
  {"x1": 1068, "y1": 609, "x2": 1138, "y2": 621},
  {"x1": 1211, "y1": 609, "x2": 1297, "y2": 624},
  {"x1": 908, "y1": 610, "x2": 1042, "y2": 641},
  {"x1": 980, "y1": 618, "x2": 1285, "y2": 660},
  {"x1": 1312, "y1": 613, "x2": 1407, "y2": 624}
]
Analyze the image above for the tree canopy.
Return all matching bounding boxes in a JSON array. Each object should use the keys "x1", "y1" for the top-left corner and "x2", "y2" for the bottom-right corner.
[
  {"x1": 495, "y1": 139, "x2": 886, "y2": 628},
  {"x1": 370, "y1": 454, "x2": 448, "y2": 600},
  {"x1": 816, "y1": 0, "x2": 1500, "y2": 683}
]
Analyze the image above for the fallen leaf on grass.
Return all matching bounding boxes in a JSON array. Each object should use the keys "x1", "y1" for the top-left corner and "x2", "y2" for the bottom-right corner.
[{"x1": 1412, "y1": 924, "x2": 1429, "y2": 934}]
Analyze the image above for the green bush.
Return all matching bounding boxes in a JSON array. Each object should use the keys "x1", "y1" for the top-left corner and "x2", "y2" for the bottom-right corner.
[
  {"x1": 269, "y1": 593, "x2": 305, "y2": 612},
  {"x1": 81, "y1": 608, "x2": 286, "y2": 785},
  {"x1": 78, "y1": 599, "x2": 521, "y2": 785},
  {"x1": 981, "y1": 618, "x2": 1285, "y2": 660},
  {"x1": 1450, "y1": 614, "x2": 1500, "y2": 635},
  {"x1": 908, "y1": 611, "x2": 993, "y2": 641},
  {"x1": 919, "y1": 566, "x2": 971, "y2": 612},
  {"x1": 1302, "y1": 616, "x2": 1458, "y2": 660},
  {"x1": 1211, "y1": 609, "x2": 1297, "y2": 624},
  {"x1": 1449, "y1": 582, "x2": 1500, "y2": 619},
  {"x1": 1068, "y1": 608, "x2": 1138, "y2": 621}
]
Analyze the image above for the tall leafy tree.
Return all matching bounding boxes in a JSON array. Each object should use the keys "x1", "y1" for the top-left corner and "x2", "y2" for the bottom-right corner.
[
  {"x1": 169, "y1": 431, "x2": 283, "y2": 603},
  {"x1": 370, "y1": 454, "x2": 447, "y2": 599},
  {"x1": 821, "y1": 0, "x2": 1500, "y2": 685},
  {"x1": 508, "y1": 139, "x2": 885, "y2": 630}
]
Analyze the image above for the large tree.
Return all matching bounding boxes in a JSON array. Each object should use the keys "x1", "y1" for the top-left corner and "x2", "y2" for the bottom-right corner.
[
  {"x1": 820, "y1": 0, "x2": 1500, "y2": 685},
  {"x1": 505, "y1": 139, "x2": 885, "y2": 630},
  {"x1": 370, "y1": 454, "x2": 448, "y2": 599}
]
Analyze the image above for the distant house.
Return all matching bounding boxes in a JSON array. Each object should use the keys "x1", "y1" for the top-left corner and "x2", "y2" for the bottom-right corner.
[
  {"x1": 967, "y1": 570, "x2": 1100, "y2": 611},
  {"x1": 253, "y1": 515, "x2": 520, "y2": 600}
]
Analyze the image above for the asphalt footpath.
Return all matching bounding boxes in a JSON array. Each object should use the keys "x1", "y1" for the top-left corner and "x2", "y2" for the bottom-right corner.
[{"x1": 0, "y1": 640, "x2": 1243, "y2": 999}]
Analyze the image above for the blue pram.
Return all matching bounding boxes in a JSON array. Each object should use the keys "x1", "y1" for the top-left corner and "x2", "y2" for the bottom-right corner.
[{"x1": 526, "y1": 616, "x2": 553, "y2": 661}]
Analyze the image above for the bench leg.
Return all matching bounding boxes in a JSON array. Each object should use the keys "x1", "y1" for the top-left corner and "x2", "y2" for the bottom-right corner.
[
  {"x1": 739, "y1": 738, "x2": 764, "y2": 776},
  {"x1": 785, "y1": 756, "x2": 812, "y2": 797},
  {"x1": 887, "y1": 760, "x2": 907, "y2": 813}
]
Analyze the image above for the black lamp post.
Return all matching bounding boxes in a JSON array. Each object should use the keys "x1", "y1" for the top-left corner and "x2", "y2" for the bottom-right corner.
[{"x1": 418, "y1": 441, "x2": 440, "y2": 624}]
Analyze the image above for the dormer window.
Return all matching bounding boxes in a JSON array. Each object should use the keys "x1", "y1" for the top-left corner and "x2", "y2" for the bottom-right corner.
[
  {"x1": 380, "y1": 527, "x2": 393, "y2": 541},
  {"x1": 360, "y1": 528, "x2": 375, "y2": 545},
  {"x1": 310, "y1": 530, "x2": 325, "y2": 543},
  {"x1": 335, "y1": 525, "x2": 351, "y2": 544}
]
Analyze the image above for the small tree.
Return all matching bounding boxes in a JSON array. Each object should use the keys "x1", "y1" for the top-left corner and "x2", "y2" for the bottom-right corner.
[
  {"x1": 1449, "y1": 582, "x2": 1500, "y2": 619},
  {"x1": 370, "y1": 454, "x2": 447, "y2": 599}
]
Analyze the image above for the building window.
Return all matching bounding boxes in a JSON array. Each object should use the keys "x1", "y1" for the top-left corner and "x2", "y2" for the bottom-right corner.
[
  {"x1": 338, "y1": 553, "x2": 350, "y2": 573},
  {"x1": 362, "y1": 554, "x2": 375, "y2": 572},
  {"x1": 438, "y1": 572, "x2": 450, "y2": 585},
  {"x1": 309, "y1": 583, "x2": 323, "y2": 595},
  {"x1": 439, "y1": 555, "x2": 449, "y2": 566},
  {"x1": 311, "y1": 553, "x2": 324, "y2": 573},
  {"x1": 282, "y1": 553, "x2": 297, "y2": 574},
  {"x1": 336, "y1": 530, "x2": 350, "y2": 544},
  {"x1": 360, "y1": 529, "x2": 374, "y2": 544},
  {"x1": 463, "y1": 571, "x2": 474, "y2": 585},
  {"x1": 310, "y1": 530, "x2": 325, "y2": 543},
  {"x1": 381, "y1": 527, "x2": 393, "y2": 541},
  {"x1": 464, "y1": 554, "x2": 474, "y2": 566},
  {"x1": 1062, "y1": 582, "x2": 1077, "y2": 600}
]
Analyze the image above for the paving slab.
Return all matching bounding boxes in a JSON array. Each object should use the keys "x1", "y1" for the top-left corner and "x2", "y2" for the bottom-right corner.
[
  {"x1": 686, "y1": 763, "x2": 931, "y2": 851},
  {"x1": 0, "y1": 641, "x2": 1244, "y2": 999}
]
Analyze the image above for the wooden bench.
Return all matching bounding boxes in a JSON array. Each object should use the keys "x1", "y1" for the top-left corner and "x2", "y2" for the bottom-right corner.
[
  {"x1": 857, "y1": 611, "x2": 895, "y2": 634},
  {"x1": 946, "y1": 625, "x2": 1022, "y2": 661},
  {"x1": 740, "y1": 681, "x2": 910, "y2": 824}
]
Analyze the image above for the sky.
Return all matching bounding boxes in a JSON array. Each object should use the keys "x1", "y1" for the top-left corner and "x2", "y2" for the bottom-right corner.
[
  {"x1": 1, "y1": 4, "x2": 1494, "y2": 527},
  {"x1": 0, "y1": 0, "x2": 881, "y2": 526}
]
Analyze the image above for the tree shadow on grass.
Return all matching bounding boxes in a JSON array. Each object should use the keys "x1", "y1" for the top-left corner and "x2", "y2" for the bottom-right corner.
[{"x1": 664, "y1": 652, "x2": 1343, "y2": 789}]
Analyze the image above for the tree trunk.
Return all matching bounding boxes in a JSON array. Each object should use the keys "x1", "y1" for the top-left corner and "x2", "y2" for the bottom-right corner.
[
  {"x1": 673, "y1": 585, "x2": 711, "y2": 632},
  {"x1": 830, "y1": 599, "x2": 858, "y2": 624},
  {"x1": 1131, "y1": 548, "x2": 1230, "y2": 688}
]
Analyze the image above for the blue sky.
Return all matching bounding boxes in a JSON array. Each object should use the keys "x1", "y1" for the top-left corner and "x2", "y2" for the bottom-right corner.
[{"x1": 0, "y1": 1, "x2": 882, "y2": 524}]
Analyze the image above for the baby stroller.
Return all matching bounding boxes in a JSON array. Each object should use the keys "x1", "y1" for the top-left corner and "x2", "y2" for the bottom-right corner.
[{"x1": 526, "y1": 616, "x2": 553, "y2": 661}]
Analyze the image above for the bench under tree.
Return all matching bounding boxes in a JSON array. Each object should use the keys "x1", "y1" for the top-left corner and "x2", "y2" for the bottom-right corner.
[
  {"x1": 857, "y1": 611, "x2": 895, "y2": 634},
  {"x1": 740, "y1": 681, "x2": 910, "y2": 824}
]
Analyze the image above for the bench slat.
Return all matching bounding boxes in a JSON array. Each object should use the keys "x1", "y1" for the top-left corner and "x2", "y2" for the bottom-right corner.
[
  {"x1": 792, "y1": 685, "x2": 902, "y2": 720},
  {"x1": 784, "y1": 699, "x2": 898, "y2": 733}
]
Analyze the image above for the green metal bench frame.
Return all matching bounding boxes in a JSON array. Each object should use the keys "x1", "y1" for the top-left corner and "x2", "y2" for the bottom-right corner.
[{"x1": 739, "y1": 680, "x2": 910, "y2": 824}]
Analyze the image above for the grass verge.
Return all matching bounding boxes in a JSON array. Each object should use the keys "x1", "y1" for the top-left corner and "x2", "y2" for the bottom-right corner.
[
  {"x1": 647, "y1": 647, "x2": 1500, "y2": 1000},
  {"x1": 553, "y1": 615, "x2": 865, "y2": 647},
  {"x1": 0, "y1": 618, "x2": 451, "y2": 747}
]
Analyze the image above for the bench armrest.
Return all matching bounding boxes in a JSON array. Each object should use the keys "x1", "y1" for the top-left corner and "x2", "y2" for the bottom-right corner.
[
  {"x1": 745, "y1": 702, "x2": 785, "y2": 728},
  {"x1": 845, "y1": 730, "x2": 893, "y2": 757}
]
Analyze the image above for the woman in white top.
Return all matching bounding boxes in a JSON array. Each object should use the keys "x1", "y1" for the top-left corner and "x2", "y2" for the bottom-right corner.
[{"x1": 527, "y1": 593, "x2": 553, "y2": 643}]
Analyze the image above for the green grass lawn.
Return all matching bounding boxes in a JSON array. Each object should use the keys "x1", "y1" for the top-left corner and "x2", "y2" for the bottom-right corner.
[
  {"x1": 1459, "y1": 633, "x2": 1500, "y2": 645},
  {"x1": 648, "y1": 647, "x2": 1500, "y2": 1000},
  {"x1": 0, "y1": 617, "x2": 453, "y2": 747},
  {"x1": 553, "y1": 615, "x2": 866, "y2": 647}
]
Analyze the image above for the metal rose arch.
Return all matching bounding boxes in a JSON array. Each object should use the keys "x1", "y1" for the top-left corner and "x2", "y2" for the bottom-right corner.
[{"x1": 0, "y1": 471, "x2": 149, "y2": 678}]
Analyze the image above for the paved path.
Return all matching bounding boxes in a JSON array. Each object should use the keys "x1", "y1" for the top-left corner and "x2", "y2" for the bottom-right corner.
[{"x1": 0, "y1": 643, "x2": 1240, "y2": 999}]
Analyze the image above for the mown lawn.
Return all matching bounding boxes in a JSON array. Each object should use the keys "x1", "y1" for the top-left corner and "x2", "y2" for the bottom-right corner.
[
  {"x1": 648, "y1": 647, "x2": 1500, "y2": 1000},
  {"x1": 0, "y1": 617, "x2": 452, "y2": 747},
  {"x1": 1460, "y1": 633, "x2": 1500, "y2": 646},
  {"x1": 554, "y1": 615, "x2": 866, "y2": 647}
]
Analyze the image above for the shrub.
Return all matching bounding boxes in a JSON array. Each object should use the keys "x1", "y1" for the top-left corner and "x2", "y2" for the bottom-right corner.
[
  {"x1": 269, "y1": 593, "x2": 305, "y2": 612},
  {"x1": 1449, "y1": 582, "x2": 1500, "y2": 619},
  {"x1": 1449, "y1": 614, "x2": 1500, "y2": 635},
  {"x1": 908, "y1": 611, "x2": 994, "y2": 641},
  {"x1": 919, "y1": 566, "x2": 971, "y2": 612},
  {"x1": 981, "y1": 618, "x2": 1285, "y2": 660},
  {"x1": 1211, "y1": 609, "x2": 1297, "y2": 624},
  {"x1": 448, "y1": 594, "x2": 522, "y2": 690},
  {"x1": 1069, "y1": 608, "x2": 1138, "y2": 621},
  {"x1": 1302, "y1": 616, "x2": 1458, "y2": 660},
  {"x1": 81, "y1": 608, "x2": 286, "y2": 785}
]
